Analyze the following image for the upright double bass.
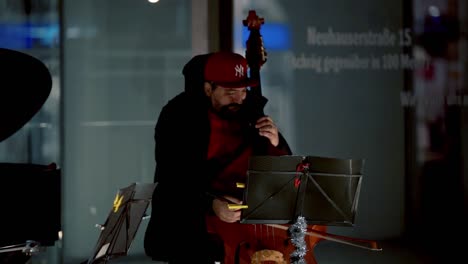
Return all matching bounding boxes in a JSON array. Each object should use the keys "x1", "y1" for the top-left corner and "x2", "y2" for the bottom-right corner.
[{"x1": 241, "y1": 10, "x2": 332, "y2": 264}]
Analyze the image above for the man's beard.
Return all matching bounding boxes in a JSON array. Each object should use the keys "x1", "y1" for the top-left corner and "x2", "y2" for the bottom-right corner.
[{"x1": 217, "y1": 103, "x2": 244, "y2": 120}]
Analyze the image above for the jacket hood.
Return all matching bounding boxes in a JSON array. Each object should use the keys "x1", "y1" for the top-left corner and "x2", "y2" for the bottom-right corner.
[{"x1": 182, "y1": 53, "x2": 213, "y2": 96}]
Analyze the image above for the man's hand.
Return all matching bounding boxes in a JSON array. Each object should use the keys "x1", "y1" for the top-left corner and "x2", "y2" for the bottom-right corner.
[
  {"x1": 212, "y1": 196, "x2": 242, "y2": 223},
  {"x1": 255, "y1": 116, "x2": 279, "y2": 147}
]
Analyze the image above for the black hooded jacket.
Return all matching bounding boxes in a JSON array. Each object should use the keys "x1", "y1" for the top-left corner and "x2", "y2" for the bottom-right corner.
[{"x1": 143, "y1": 53, "x2": 291, "y2": 263}]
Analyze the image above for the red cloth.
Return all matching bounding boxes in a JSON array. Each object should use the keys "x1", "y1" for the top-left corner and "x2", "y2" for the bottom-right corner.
[
  {"x1": 207, "y1": 110, "x2": 290, "y2": 199},
  {"x1": 207, "y1": 110, "x2": 252, "y2": 199}
]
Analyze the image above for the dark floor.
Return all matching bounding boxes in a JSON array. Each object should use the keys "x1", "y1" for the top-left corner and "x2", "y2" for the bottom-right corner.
[
  {"x1": 80, "y1": 239, "x2": 440, "y2": 264},
  {"x1": 23, "y1": 235, "x2": 461, "y2": 264}
]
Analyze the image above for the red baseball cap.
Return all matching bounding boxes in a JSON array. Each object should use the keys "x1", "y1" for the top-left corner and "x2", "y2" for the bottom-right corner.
[{"x1": 204, "y1": 51, "x2": 259, "y2": 88}]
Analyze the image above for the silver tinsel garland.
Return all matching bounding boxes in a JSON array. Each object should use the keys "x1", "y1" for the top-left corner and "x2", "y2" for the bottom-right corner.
[{"x1": 288, "y1": 215, "x2": 308, "y2": 264}]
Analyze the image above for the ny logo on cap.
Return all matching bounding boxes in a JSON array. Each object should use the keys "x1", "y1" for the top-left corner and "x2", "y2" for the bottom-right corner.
[{"x1": 234, "y1": 64, "x2": 244, "y2": 77}]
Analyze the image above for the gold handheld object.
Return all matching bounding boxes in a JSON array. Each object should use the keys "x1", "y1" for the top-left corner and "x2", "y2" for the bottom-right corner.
[
  {"x1": 228, "y1": 204, "x2": 248, "y2": 210},
  {"x1": 207, "y1": 183, "x2": 249, "y2": 210},
  {"x1": 228, "y1": 182, "x2": 248, "y2": 209}
]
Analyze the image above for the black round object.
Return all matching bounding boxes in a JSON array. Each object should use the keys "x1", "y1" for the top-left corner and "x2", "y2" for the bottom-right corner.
[{"x1": 0, "y1": 48, "x2": 52, "y2": 142}]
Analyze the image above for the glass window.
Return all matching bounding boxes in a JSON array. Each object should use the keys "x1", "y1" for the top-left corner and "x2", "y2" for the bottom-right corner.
[
  {"x1": 62, "y1": 0, "x2": 192, "y2": 262},
  {"x1": 233, "y1": 0, "x2": 406, "y2": 239},
  {"x1": 0, "y1": 0, "x2": 60, "y2": 164}
]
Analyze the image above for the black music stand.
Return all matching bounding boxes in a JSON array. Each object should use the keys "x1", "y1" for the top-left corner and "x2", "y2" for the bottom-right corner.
[
  {"x1": 240, "y1": 155, "x2": 366, "y2": 262},
  {"x1": 85, "y1": 182, "x2": 157, "y2": 264},
  {"x1": 241, "y1": 155, "x2": 364, "y2": 226}
]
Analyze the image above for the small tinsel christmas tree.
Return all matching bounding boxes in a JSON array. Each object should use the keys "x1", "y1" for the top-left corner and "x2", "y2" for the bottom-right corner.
[{"x1": 288, "y1": 215, "x2": 308, "y2": 264}]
